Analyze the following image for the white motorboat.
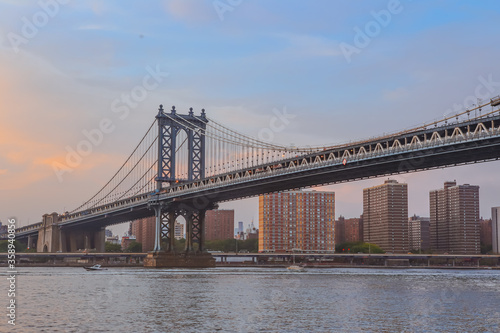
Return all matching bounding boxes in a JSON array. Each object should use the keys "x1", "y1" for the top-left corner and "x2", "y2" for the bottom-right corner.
[
  {"x1": 83, "y1": 264, "x2": 107, "y2": 271},
  {"x1": 287, "y1": 264, "x2": 305, "y2": 272}
]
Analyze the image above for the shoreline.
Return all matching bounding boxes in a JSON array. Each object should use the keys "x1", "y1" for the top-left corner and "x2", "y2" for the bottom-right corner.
[{"x1": 5, "y1": 262, "x2": 500, "y2": 270}]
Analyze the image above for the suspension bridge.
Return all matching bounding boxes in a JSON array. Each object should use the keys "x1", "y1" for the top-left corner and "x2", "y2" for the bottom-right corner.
[{"x1": 5, "y1": 97, "x2": 500, "y2": 266}]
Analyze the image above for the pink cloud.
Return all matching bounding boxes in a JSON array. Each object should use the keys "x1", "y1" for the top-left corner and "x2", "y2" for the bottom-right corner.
[{"x1": 164, "y1": 0, "x2": 215, "y2": 23}]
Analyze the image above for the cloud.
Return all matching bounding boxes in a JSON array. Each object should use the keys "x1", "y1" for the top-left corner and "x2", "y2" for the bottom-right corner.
[
  {"x1": 88, "y1": 0, "x2": 109, "y2": 16},
  {"x1": 0, "y1": 0, "x2": 26, "y2": 5},
  {"x1": 163, "y1": 0, "x2": 215, "y2": 23},
  {"x1": 77, "y1": 24, "x2": 114, "y2": 31},
  {"x1": 276, "y1": 33, "x2": 342, "y2": 57},
  {"x1": 0, "y1": 126, "x2": 62, "y2": 191},
  {"x1": 383, "y1": 87, "x2": 409, "y2": 101}
]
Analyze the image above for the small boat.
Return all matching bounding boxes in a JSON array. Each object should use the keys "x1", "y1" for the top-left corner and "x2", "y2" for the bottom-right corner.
[
  {"x1": 287, "y1": 264, "x2": 305, "y2": 272},
  {"x1": 83, "y1": 264, "x2": 107, "y2": 271}
]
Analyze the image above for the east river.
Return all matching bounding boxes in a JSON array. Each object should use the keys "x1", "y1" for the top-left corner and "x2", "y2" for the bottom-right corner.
[{"x1": 0, "y1": 267, "x2": 499, "y2": 332}]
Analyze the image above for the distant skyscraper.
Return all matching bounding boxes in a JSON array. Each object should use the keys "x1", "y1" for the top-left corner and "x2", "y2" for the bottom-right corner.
[
  {"x1": 408, "y1": 215, "x2": 430, "y2": 251},
  {"x1": 334, "y1": 217, "x2": 345, "y2": 245},
  {"x1": 204, "y1": 210, "x2": 235, "y2": 241},
  {"x1": 174, "y1": 221, "x2": 184, "y2": 240},
  {"x1": 429, "y1": 181, "x2": 480, "y2": 254},
  {"x1": 363, "y1": 179, "x2": 409, "y2": 253},
  {"x1": 259, "y1": 190, "x2": 335, "y2": 253},
  {"x1": 479, "y1": 218, "x2": 492, "y2": 248},
  {"x1": 493, "y1": 207, "x2": 500, "y2": 254},
  {"x1": 238, "y1": 221, "x2": 244, "y2": 234}
]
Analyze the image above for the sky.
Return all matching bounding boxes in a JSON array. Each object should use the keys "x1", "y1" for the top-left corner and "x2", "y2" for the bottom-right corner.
[{"x1": 1, "y1": 0, "x2": 500, "y2": 236}]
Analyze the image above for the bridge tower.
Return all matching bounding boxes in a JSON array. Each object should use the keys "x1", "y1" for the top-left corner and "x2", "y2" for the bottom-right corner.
[
  {"x1": 145, "y1": 105, "x2": 215, "y2": 267},
  {"x1": 155, "y1": 104, "x2": 207, "y2": 186}
]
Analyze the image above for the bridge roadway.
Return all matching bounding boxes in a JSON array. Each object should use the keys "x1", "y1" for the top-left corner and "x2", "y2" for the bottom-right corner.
[
  {"x1": 57, "y1": 112, "x2": 500, "y2": 230},
  {"x1": 6, "y1": 110, "x2": 500, "y2": 238}
]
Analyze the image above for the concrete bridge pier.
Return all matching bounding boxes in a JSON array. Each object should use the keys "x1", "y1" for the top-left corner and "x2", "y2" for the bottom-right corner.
[
  {"x1": 37, "y1": 213, "x2": 61, "y2": 252},
  {"x1": 62, "y1": 227, "x2": 105, "y2": 252},
  {"x1": 26, "y1": 235, "x2": 37, "y2": 251},
  {"x1": 36, "y1": 213, "x2": 105, "y2": 253}
]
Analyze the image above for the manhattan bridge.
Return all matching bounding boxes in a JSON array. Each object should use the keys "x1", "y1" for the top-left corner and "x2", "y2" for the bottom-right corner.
[{"x1": 6, "y1": 97, "x2": 500, "y2": 265}]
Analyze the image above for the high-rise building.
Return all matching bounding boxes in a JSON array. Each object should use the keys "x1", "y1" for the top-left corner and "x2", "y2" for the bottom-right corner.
[
  {"x1": 492, "y1": 207, "x2": 500, "y2": 254},
  {"x1": 204, "y1": 210, "x2": 235, "y2": 241},
  {"x1": 363, "y1": 179, "x2": 409, "y2": 253},
  {"x1": 429, "y1": 181, "x2": 480, "y2": 254},
  {"x1": 480, "y1": 218, "x2": 492, "y2": 248},
  {"x1": 347, "y1": 216, "x2": 363, "y2": 243},
  {"x1": 238, "y1": 221, "x2": 244, "y2": 234},
  {"x1": 259, "y1": 190, "x2": 335, "y2": 253},
  {"x1": 174, "y1": 221, "x2": 184, "y2": 240},
  {"x1": 334, "y1": 217, "x2": 345, "y2": 245},
  {"x1": 408, "y1": 215, "x2": 430, "y2": 251},
  {"x1": 131, "y1": 216, "x2": 155, "y2": 252},
  {"x1": 335, "y1": 216, "x2": 362, "y2": 245}
]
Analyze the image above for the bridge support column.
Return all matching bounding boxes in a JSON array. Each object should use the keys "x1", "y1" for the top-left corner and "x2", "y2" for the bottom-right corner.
[
  {"x1": 167, "y1": 210, "x2": 176, "y2": 252},
  {"x1": 152, "y1": 205, "x2": 162, "y2": 252},
  {"x1": 185, "y1": 212, "x2": 193, "y2": 252},
  {"x1": 69, "y1": 230, "x2": 79, "y2": 252},
  {"x1": 84, "y1": 231, "x2": 91, "y2": 250},
  {"x1": 94, "y1": 228, "x2": 105, "y2": 253},
  {"x1": 144, "y1": 203, "x2": 214, "y2": 268},
  {"x1": 59, "y1": 228, "x2": 67, "y2": 252},
  {"x1": 149, "y1": 202, "x2": 175, "y2": 253}
]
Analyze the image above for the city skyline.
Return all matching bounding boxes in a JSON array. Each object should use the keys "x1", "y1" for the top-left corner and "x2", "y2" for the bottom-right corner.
[{"x1": 1, "y1": 1, "x2": 500, "y2": 237}]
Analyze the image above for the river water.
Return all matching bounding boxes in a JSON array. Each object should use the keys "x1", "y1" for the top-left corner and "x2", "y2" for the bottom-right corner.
[{"x1": 1, "y1": 267, "x2": 499, "y2": 332}]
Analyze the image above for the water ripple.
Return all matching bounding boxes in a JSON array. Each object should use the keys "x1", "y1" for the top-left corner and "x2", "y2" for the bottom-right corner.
[{"x1": 0, "y1": 267, "x2": 498, "y2": 332}]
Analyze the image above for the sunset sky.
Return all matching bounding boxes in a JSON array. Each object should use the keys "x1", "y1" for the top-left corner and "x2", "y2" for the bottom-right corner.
[{"x1": 1, "y1": 1, "x2": 500, "y2": 235}]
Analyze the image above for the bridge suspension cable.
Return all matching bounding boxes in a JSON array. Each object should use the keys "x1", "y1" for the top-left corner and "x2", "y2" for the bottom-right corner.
[
  {"x1": 70, "y1": 120, "x2": 158, "y2": 213},
  {"x1": 160, "y1": 111, "x2": 325, "y2": 177}
]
